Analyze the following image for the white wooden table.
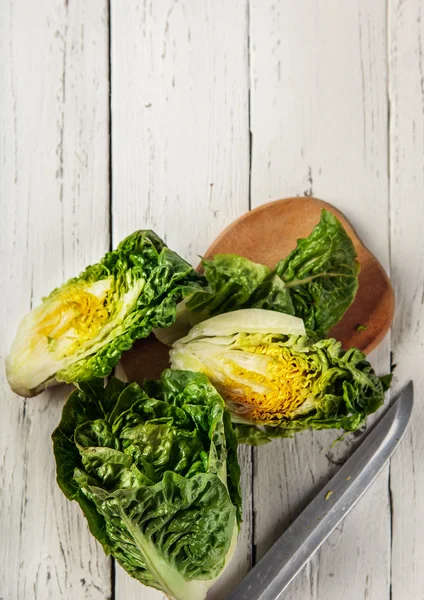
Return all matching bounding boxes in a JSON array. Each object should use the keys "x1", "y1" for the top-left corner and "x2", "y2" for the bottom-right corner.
[{"x1": 1, "y1": 1, "x2": 423, "y2": 599}]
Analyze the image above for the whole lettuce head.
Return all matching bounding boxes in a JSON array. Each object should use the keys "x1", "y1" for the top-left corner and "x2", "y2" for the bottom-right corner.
[
  {"x1": 52, "y1": 370, "x2": 241, "y2": 600},
  {"x1": 7, "y1": 231, "x2": 205, "y2": 397},
  {"x1": 156, "y1": 209, "x2": 359, "y2": 346},
  {"x1": 170, "y1": 309, "x2": 385, "y2": 445}
]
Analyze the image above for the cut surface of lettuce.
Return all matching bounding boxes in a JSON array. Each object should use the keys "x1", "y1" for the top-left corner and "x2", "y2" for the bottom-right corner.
[
  {"x1": 7, "y1": 231, "x2": 206, "y2": 397},
  {"x1": 170, "y1": 309, "x2": 384, "y2": 444},
  {"x1": 155, "y1": 210, "x2": 359, "y2": 346},
  {"x1": 52, "y1": 370, "x2": 241, "y2": 600}
]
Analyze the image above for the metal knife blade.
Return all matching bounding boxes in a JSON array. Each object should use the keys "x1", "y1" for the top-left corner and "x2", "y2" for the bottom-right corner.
[{"x1": 227, "y1": 381, "x2": 413, "y2": 600}]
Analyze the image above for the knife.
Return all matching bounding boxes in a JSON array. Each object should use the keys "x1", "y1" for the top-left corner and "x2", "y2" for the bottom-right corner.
[{"x1": 227, "y1": 381, "x2": 413, "y2": 600}]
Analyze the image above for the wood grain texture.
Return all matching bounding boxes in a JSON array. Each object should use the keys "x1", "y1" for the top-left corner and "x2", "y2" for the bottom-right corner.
[
  {"x1": 389, "y1": 2, "x2": 424, "y2": 598},
  {"x1": 110, "y1": 1, "x2": 250, "y2": 597},
  {"x1": 0, "y1": 1, "x2": 110, "y2": 599},
  {"x1": 249, "y1": 1, "x2": 392, "y2": 599}
]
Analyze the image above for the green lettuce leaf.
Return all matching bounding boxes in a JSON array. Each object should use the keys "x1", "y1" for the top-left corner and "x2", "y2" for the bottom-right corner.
[
  {"x1": 275, "y1": 209, "x2": 359, "y2": 336},
  {"x1": 7, "y1": 231, "x2": 206, "y2": 397},
  {"x1": 187, "y1": 255, "x2": 294, "y2": 316},
  {"x1": 170, "y1": 309, "x2": 385, "y2": 444},
  {"x1": 379, "y1": 373, "x2": 393, "y2": 392},
  {"x1": 155, "y1": 210, "x2": 359, "y2": 346},
  {"x1": 52, "y1": 370, "x2": 241, "y2": 600},
  {"x1": 232, "y1": 423, "x2": 289, "y2": 446}
]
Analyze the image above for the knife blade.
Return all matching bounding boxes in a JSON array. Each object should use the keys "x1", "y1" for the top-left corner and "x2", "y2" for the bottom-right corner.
[{"x1": 227, "y1": 381, "x2": 413, "y2": 600}]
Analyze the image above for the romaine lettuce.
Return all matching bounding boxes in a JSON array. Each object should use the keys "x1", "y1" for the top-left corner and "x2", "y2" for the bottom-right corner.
[
  {"x1": 7, "y1": 231, "x2": 205, "y2": 397},
  {"x1": 275, "y1": 208, "x2": 359, "y2": 336},
  {"x1": 52, "y1": 370, "x2": 241, "y2": 600},
  {"x1": 156, "y1": 210, "x2": 359, "y2": 346},
  {"x1": 170, "y1": 309, "x2": 385, "y2": 445}
]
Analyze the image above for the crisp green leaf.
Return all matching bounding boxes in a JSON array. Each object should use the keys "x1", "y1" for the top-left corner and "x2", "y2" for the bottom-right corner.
[
  {"x1": 52, "y1": 371, "x2": 241, "y2": 599},
  {"x1": 275, "y1": 209, "x2": 359, "y2": 336},
  {"x1": 7, "y1": 231, "x2": 206, "y2": 397},
  {"x1": 232, "y1": 424, "x2": 292, "y2": 446},
  {"x1": 379, "y1": 373, "x2": 393, "y2": 392},
  {"x1": 170, "y1": 309, "x2": 385, "y2": 442}
]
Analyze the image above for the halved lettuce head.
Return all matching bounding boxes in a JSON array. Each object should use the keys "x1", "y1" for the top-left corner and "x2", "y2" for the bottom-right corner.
[
  {"x1": 156, "y1": 209, "x2": 359, "y2": 346},
  {"x1": 52, "y1": 370, "x2": 241, "y2": 600},
  {"x1": 170, "y1": 309, "x2": 385, "y2": 445},
  {"x1": 7, "y1": 231, "x2": 206, "y2": 397}
]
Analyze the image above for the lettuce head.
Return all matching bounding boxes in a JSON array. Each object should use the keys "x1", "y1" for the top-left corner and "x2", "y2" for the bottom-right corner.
[
  {"x1": 7, "y1": 231, "x2": 205, "y2": 397},
  {"x1": 170, "y1": 309, "x2": 385, "y2": 444},
  {"x1": 52, "y1": 370, "x2": 241, "y2": 600}
]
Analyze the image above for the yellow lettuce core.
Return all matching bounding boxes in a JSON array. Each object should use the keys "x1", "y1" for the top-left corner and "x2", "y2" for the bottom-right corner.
[
  {"x1": 37, "y1": 291, "x2": 108, "y2": 338},
  {"x1": 34, "y1": 281, "x2": 112, "y2": 356},
  {"x1": 208, "y1": 343, "x2": 316, "y2": 423}
]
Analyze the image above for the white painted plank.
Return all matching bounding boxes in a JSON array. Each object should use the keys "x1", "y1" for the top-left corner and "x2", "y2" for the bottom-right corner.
[
  {"x1": 250, "y1": 1, "x2": 391, "y2": 598},
  {"x1": 110, "y1": 1, "x2": 250, "y2": 598},
  {"x1": 0, "y1": 1, "x2": 110, "y2": 599},
  {"x1": 388, "y1": 2, "x2": 424, "y2": 598}
]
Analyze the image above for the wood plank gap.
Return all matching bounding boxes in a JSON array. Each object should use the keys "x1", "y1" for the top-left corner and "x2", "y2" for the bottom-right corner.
[
  {"x1": 251, "y1": 445, "x2": 256, "y2": 568},
  {"x1": 247, "y1": 0, "x2": 252, "y2": 212},
  {"x1": 386, "y1": 0, "x2": 393, "y2": 278},
  {"x1": 107, "y1": 2, "x2": 116, "y2": 596},
  {"x1": 388, "y1": 466, "x2": 394, "y2": 600},
  {"x1": 110, "y1": 558, "x2": 116, "y2": 600},
  {"x1": 108, "y1": 0, "x2": 113, "y2": 252},
  {"x1": 386, "y1": 1, "x2": 394, "y2": 598},
  {"x1": 246, "y1": 0, "x2": 254, "y2": 568}
]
